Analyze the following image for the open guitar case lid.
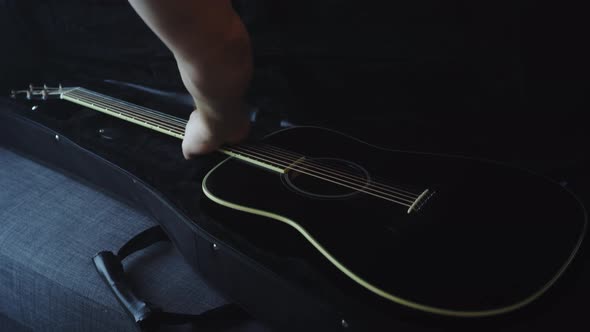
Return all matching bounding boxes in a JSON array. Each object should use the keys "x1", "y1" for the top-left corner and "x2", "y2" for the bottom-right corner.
[{"x1": 1, "y1": 1, "x2": 589, "y2": 331}]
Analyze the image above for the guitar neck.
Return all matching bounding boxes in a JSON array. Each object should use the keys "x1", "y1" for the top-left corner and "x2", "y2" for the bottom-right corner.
[
  {"x1": 61, "y1": 87, "x2": 187, "y2": 140},
  {"x1": 59, "y1": 87, "x2": 285, "y2": 173}
]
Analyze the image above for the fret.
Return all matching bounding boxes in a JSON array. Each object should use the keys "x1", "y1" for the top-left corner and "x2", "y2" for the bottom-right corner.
[
  {"x1": 61, "y1": 88, "x2": 186, "y2": 139},
  {"x1": 76, "y1": 88, "x2": 187, "y2": 125}
]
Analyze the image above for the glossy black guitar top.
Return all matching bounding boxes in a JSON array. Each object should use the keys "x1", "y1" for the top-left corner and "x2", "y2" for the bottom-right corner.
[{"x1": 203, "y1": 126, "x2": 587, "y2": 317}]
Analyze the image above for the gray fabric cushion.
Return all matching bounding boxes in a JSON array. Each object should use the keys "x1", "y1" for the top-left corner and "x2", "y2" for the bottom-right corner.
[
  {"x1": 0, "y1": 147, "x2": 236, "y2": 331},
  {"x1": 0, "y1": 313, "x2": 31, "y2": 332}
]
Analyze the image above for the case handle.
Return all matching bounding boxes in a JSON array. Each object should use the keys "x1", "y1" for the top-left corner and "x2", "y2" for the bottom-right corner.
[{"x1": 93, "y1": 225, "x2": 248, "y2": 331}]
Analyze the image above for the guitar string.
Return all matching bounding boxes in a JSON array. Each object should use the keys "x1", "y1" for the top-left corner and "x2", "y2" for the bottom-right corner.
[
  {"x1": 223, "y1": 149, "x2": 414, "y2": 206},
  {"x1": 71, "y1": 89, "x2": 421, "y2": 200},
  {"x1": 65, "y1": 90, "x2": 188, "y2": 134},
  {"x1": 63, "y1": 90, "x2": 419, "y2": 205},
  {"x1": 74, "y1": 88, "x2": 189, "y2": 126},
  {"x1": 74, "y1": 89, "x2": 419, "y2": 199},
  {"x1": 65, "y1": 90, "x2": 187, "y2": 132},
  {"x1": 64, "y1": 90, "x2": 419, "y2": 204},
  {"x1": 70, "y1": 88, "x2": 189, "y2": 128},
  {"x1": 226, "y1": 145, "x2": 416, "y2": 205},
  {"x1": 76, "y1": 87, "x2": 189, "y2": 125},
  {"x1": 234, "y1": 144, "x2": 418, "y2": 201},
  {"x1": 243, "y1": 143, "x2": 420, "y2": 199},
  {"x1": 256, "y1": 143, "x2": 420, "y2": 197},
  {"x1": 64, "y1": 90, "x2": 418, "y2": 204}
]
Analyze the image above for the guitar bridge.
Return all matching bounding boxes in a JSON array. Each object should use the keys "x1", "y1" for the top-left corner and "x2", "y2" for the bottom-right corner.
[{"x1": 407, "y1": 189, "x2": 435, "y2": 214}]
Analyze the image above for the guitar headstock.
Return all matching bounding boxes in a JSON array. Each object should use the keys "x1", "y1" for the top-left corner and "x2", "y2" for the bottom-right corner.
[{"x1": 10, "y1": 84, "x2": 74, "y2": 101}]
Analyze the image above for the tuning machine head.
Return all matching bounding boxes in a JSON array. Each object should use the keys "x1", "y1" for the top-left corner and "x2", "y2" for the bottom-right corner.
[{"x1": 9, "y1": 83, "x2": 69, "y2": 101}]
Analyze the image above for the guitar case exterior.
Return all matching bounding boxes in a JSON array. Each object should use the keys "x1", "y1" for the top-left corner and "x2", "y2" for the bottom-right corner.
[
  {"x1": 2, "y1": 92, "x2": 588, "y2": 332},
  {"x1": 0, "y1": 97, "x2": 399, "y2": 332}
]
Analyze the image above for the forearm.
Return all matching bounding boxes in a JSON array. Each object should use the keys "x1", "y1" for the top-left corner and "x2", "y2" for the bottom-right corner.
[{"x1": 128, "y1": 0, "x2": 252, "y2": 115}]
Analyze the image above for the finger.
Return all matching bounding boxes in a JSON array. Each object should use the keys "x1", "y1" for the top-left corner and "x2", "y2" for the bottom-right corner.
[{"x1": 182, "y1": 136, "x2": 220, "y2": 159}]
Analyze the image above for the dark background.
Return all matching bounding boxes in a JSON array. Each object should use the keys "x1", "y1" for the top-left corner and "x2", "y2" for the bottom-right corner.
[
  {"x1": 1, "y1": 0, "x2": 586, "y2": 115},
  {"x1": 1, "y1": 0, "x2": 588, "y2": 329},
  {"x1": 2, "y1": 0, "x2": 586, "y2": 200}
]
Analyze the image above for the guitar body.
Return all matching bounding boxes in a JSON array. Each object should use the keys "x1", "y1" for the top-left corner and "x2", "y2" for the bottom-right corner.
[{"x1": 203, "y1": 126, "x2": 587, "y2": 317}]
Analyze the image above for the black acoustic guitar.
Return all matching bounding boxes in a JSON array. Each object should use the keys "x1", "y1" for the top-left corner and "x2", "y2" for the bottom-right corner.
[{"x1": 13, "y1": 85, "x2": 587, "y2": 318}]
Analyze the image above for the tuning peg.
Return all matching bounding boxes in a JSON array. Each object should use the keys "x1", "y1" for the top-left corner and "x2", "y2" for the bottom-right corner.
[
  {"x1": 26, "y1": 91, "x2": 31, "y2": 100},
  {"x1": 29, "y1": 84, "x2": 34, "y2": 92},
  {"x1": 58, "y1": 84, "x2": 63, "y2": 92},
  {"x1": 41, "y1": 89, "x2": 48, "y2": 100},
  {"x1": 43, "y1": 84, "x2": 48, "y2": 90},
  {"x1": 10, "y1": 90, "x2": 16, "y2": 98}
]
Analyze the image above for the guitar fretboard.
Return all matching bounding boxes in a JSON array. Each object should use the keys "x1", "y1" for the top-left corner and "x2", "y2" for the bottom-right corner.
[
  {"x1": 62, "y1": 87, "x2": 187, "y2": 139},
  {"x1": 60, "y1": 87, "x2": 286, "y2": 173}
]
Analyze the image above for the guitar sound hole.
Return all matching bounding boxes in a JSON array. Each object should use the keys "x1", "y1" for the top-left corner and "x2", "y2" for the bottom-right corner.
[{"x1": 281, "y1": 158, "x2": 370, "y2": 200}]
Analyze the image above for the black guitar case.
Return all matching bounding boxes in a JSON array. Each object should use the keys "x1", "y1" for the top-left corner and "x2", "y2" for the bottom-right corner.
[
  {"x1": 1, "y1": 82, "x2": 589, "y2": 332},
  {"x1": 0, "y1": 85, "x2": 394, "y2": 332}
]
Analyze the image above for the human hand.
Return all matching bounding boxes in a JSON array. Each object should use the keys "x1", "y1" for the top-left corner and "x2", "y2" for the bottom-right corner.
[
  {"x1": 181, "y1": 104, "x2": 250, "y2": 159},
  {"x1": 127, "y1": 0, "x2": 252, "y2": 159}
]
